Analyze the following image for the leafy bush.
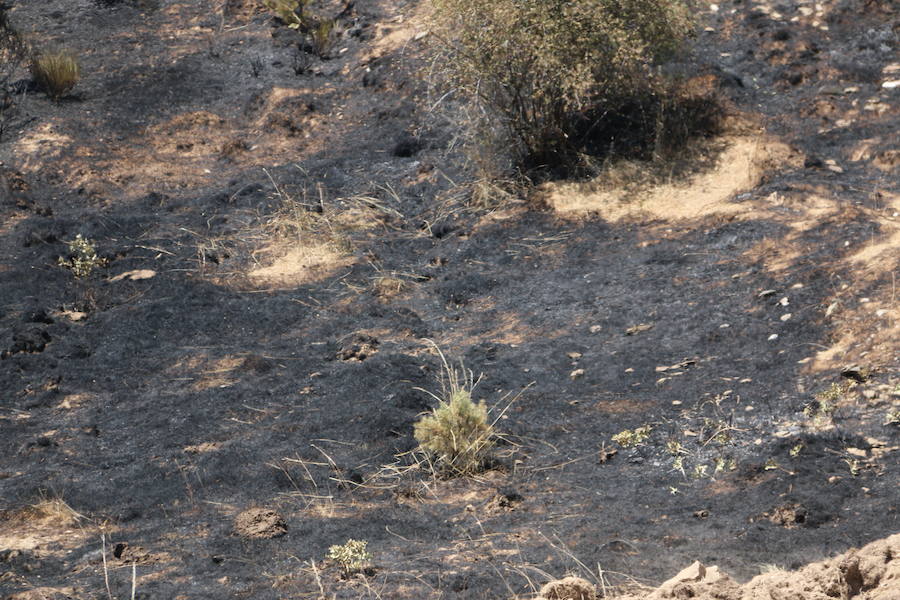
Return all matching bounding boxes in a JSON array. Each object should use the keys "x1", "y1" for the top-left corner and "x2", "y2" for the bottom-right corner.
[
  {"x1": 31, "y1": 50, "x2": 80, "y2": 100},
  {"x1": 327, "y1": 539, "x2": 372, "y2": 575},
  {"x1": 612, "y1": 425, "x2": 652, "y2": 448},
  {"x1": 429, "y1": 0, "x2": 700, "y2": 173},
  {"x1": 264, "y1": 0, "x2": 303, "y2": 29},
  {"x1": 58, "y1": 235, "x2": 105, "y2": 278},
  {"x1": 413, "y1": 348, "x2": 494, "y2": 476},
  {"x1": 264, "y1": 0, "x2": 338, "y2": 58}
]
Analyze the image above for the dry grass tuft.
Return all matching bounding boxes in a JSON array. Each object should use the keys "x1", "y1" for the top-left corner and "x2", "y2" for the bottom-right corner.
[
  {"x1": 413, "y1": 343, "x2": 495, "y2": 477},
  {"x1": 539, "y1": 576, "x2": 597, "y2": 600},
  {"x1": 31, "y1": 49, "x2": 80, "y2": 100},
  {"x1": 16, "y1": 498, "x2": 84, "y2": 527}
]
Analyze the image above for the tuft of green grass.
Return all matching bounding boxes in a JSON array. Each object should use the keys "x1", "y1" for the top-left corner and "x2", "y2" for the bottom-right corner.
[
  {"x1": 31, "y1": 49, "x2": 80, "y2": 100},
  {"x1": 413, "y1": 344, "x2": 495, "y2": 476}
]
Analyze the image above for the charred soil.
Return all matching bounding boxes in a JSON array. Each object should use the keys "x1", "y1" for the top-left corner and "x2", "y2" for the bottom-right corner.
[{"x1": 0, "y1": 0, "x2": 899, "y2": 599}]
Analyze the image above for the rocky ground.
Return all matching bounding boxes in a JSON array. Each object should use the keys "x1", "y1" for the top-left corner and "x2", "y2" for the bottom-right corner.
[{"x1": 0, "y1": 0, "x2": 898, "y2": 599}]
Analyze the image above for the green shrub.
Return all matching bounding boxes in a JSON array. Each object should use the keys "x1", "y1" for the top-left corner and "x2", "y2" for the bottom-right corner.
[
  {"x1": 264, "y1": 0, "x2": 303, "y2": 29},
  {"x1": 612, "y1": 425, "x2": 652, "y2": 448},
  {"x1": 31, "y1": 50, "x2": 80, "y2": 100},
  {"x1": 264, "y1": 0, "x2": 337, "y2": 58},
  {"x1": 429, "y1": 0, "x2": 698, "y2": 173},
  {"x1": 58, "y1": 234, "x2": 105, "y2": 278},
  {"x1": 327, "y1": 539, "x2": 372, "y2": 575},
  {"x1": 311, "y1": 18, "x2": 336, "y2": 58},
  {"x1": 413, "y1": 348, "x2": 494, "y2": 476}
]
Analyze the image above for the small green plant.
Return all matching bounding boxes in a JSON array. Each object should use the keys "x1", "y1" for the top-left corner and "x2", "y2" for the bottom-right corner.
[
  {"x1": 413, "y1": 344, "x2": 497, "y2": 476},
  {"x1": 264, "y1": 0, "x2": 303, "y2": 28},
  {"x1": 803, "y1": 382, "x2": 846, "y2": 425},
  {"x1": 264, "y1": 0, "x2": 337, "y2": 58},
  {"x1": 702, "y1": 418, "x2": 734, "y2": 445},
  {"x1": 789, "y1": 443, "x2": 804, "y2": 458},
  {"x1": 885, "y1": 409, "x2": 900, "y2": 426},
  {"x1": 327, "y1": 539, "x2": 372, "y2": 575},
  {"x1": 844, "y1": 458, "x2": 861, "y2": 477},
  {"x1": 31, "y1": 49, "x2": 80, "y2": 100},
  {"x1": 58, "y1": 234, "x2": 105, "y2": 278},
  {"x1": 666, "y1": 439, "x2": 686, "y2": 455},
  {"x1": 612, "y1": 425, "x2": 652, "y2": 448},
  {"x1": 311, "y1": 18, "x2": 335, "y2": 58}
]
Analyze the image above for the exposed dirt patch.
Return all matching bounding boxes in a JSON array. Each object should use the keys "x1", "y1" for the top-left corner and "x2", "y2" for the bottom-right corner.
[
  {"x1": 621, "y1": 533, "x2": 900, "y2": 600},
  {"x1": 233, "y1": 508, "x2": 288, "y2": 539}
]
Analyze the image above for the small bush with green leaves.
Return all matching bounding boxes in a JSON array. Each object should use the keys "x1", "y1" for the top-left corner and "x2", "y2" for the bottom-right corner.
[
  {"x1": 429, "y1": 0, "x2": 702, "y2": 173},
  {"x1": 612, "y1": 425, "x2": 652, "y2": 448},
  {"x1": 804, "y1": 382, "x2": 846, "y2": 425},
  {"x1": 311, "y1": 18, "x2": 336, "y2": 58},
  {"x1": 264, "y1": 0, "x2": 338, "y2": 58},
  {"x1": 58, "y1": 235, "x2": 105, "y2": 278},
  {"x1": 31, "y1": 50, "x2": 80, "y2": 100},
  {"x1": 264, "y1": 0, "x2": 303, "y2": 29},
  {"x1": 327, "y1": 539, "x2": 372, "y2": 575},
  {"x1": 413, "y1": 346, "x2": 495, "y2": 476}
]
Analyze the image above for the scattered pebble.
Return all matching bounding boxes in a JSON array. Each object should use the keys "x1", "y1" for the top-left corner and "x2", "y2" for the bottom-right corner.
[
  {"x1": 768, "y1": 334, "x2": 779, "y2": 341},
  {"x1": 781, "y1": 313, "x2": 792, "y2": 321}
]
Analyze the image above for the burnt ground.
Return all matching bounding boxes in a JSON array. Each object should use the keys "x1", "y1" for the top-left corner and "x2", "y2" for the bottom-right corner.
[{"x1": 0, "y1": 0, "x2": 899, "y2": 598}]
